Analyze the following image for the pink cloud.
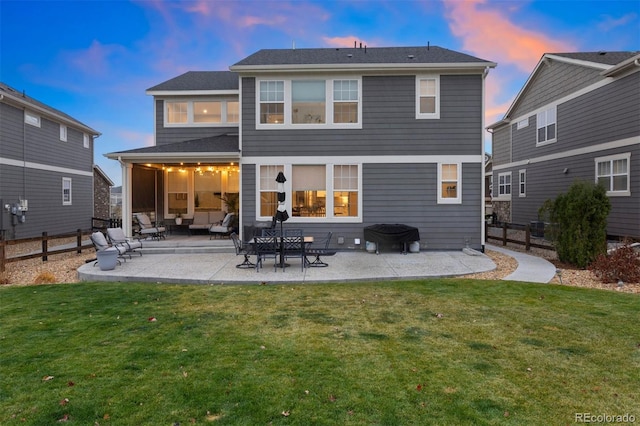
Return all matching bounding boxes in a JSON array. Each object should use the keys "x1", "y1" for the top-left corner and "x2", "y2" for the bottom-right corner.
[
  {"x1": 322, "y1": 36, "x2": 369, "y2": 48},
  {"x1": 443, "y1": 0, "x2": 575, "y2": 73},
  {"x1": 597, "y1": 12, "x2": 638, "y2": 32},
  {"x1": 63, "y1": 40, "x2": 127, "y2": 77}
]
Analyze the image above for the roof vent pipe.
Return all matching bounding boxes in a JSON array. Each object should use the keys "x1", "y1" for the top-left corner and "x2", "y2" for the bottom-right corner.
[
  {"x1": 427, "y1": 41, "x2": 430, "y2": 50},
  {"x1": 364, "y1": 45, "x2": 367, "y2": 53}
]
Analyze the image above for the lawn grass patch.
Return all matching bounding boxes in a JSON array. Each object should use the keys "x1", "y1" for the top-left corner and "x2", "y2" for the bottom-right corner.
[{"x1": 0, "y1": 280, "x2": 638, "y2": 425}]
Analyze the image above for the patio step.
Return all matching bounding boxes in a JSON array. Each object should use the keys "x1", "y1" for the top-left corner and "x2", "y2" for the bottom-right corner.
[
  {"x1": 141, "y1": 245, "x2": 234, "y2": 255},
  {"x1": 136, "y1": 235, "x2": 235, "y2": 255}
]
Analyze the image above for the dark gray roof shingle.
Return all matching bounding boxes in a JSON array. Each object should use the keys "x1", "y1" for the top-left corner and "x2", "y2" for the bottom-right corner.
[
  {"x1": 232, "y1": 46, "x2": 494, "y2": 67},
  {"x1": 550, "y1": 51, "x2": 639, "y2": 66},
  {"x1": 0, "y1": 82, "x2": 98, "y2": 133},
  {"x1": 147, "y1": 71, "x2": 239, "y2": 92},
  {"x1": 112, "y1": 133, "x2": 239, "y2": 155}
]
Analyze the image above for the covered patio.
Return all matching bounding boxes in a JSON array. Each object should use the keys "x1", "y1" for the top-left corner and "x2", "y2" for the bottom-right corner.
[{"x1": 105, "y1": 134, "x2": 241, "y2": 238}]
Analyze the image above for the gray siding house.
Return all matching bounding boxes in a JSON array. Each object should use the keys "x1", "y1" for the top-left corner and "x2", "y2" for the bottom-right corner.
[
  {"x1": 0, "y1": 82, "x2": 100, "y2": 239},
  {"x1": 108, "y1": 46, "x2": 496, "y2": 250},
  {"x1": 488, "y1": 52, "x2": 640, "y2": 240}
]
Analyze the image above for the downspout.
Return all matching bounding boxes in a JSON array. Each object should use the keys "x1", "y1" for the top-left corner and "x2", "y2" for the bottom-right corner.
[{"x1": 480, "y1": 67, "x2": 490, "y2": 252}]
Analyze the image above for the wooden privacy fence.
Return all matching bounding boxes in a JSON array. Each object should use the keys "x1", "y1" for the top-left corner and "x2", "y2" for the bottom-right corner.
[
  {"x1": 485, "y1": 222, "x2": 555, "y2": 252},
  {"x1": 0, "y1": 229, "x2": 94, "y2": 273}
]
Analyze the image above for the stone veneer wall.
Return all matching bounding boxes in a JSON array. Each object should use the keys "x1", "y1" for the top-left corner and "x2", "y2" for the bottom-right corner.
[
  {"x1": 94, "y1": 171, "x2": 111, "y2": 219},
  {"x1": 492, "y1": 201, "x2": 511, "y2": 224}
]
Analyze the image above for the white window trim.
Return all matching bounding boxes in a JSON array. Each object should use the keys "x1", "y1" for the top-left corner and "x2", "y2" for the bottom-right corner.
[
  {"x1": 415, "y1": 75, "x2": 440, "y2": 120},
  {"x1": 536, "y1": 106, "x2": 557, "y2": 146},
  {"x1": 164, "y1": 98, "x2": 239, "y2": 127},
  {"x1": 255, "y1": 77, "x2": 362, "y2": 130},
  {"x1": 519, "y1": 169, "x2": 526, "y2": 198},
  {"x1": 83, "y1": 133, "x2": 90, "y2": 148},
  {"x1": 255, "y1": 163, "x2": 362, "y2": 222},
  {"x1": 24, "y1": 111, "x2": 41, "y2": 127},
  {"x1": 62, "y1": 177, "x2": 72, "y2": 205},
  {"x1": 595, "y1": 152, "x2": 631, "y2": 197},
  {"x1": 60, "y1": 124, "x2": 67, "y2": 141},
  {"x1": 496, "y1": 171, "x2": 512, "y2": 201},
  {"x1": 437, "y1": 162, "x2": 462, "y2": 204}
]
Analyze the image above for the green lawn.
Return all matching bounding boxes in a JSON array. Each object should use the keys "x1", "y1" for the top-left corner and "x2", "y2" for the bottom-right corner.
[{"x1": 0, "y1": 280, "x2": 638, "y2": 425}]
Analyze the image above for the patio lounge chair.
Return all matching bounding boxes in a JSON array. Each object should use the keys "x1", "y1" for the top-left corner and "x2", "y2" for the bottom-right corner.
[
  {"x1": 106, "y1": 227, "x2": 142, "y2": 258},
  {"x1": 90, "y1": 231, "x2": 126, "y2": 265},
  {"x1": 188, "y1": 211, "x2": 209, "y2": 235},
  {"x1": 209, "y1": 213, "x2": 235, "y2": 239},
  {"x1": 230, "y1": 232, "x2": 256, "y2": 269},
  {"x1": 134, "y1": 213, "x2": 166, "y2": 240},
  {"x1": 305, "y1": 232, "x2": 336, "y2": 267}
]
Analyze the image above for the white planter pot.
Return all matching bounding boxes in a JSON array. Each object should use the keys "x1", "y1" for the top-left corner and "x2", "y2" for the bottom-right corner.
[{"x1": 175, "y1": 218, "x2": 183, "y2": 225}]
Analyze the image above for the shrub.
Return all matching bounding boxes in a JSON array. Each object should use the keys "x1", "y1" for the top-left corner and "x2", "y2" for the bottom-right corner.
[
  {"x1": 33, "y1": 271, "x2": 57, "y2": 284},
  {"x1": 589, "y1": 242, "x2": 640, "y2": 284},
  {"x1": 541, "y1": 180, "x2": 611, "y2": 268}
]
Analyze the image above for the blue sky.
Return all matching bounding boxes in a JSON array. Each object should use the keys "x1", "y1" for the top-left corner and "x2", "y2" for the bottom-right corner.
[{"x1": 2, "y1": 0, "x2": 638, "y2": 186}]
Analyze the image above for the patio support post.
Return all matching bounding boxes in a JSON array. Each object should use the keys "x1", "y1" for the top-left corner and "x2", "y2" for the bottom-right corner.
[{"x1": 121, "y1": 161, "x2": 133, "y2": 237}]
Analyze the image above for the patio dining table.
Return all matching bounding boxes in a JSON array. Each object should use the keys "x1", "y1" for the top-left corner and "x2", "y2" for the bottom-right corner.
[{"x1": 252, "y1": 235, "x2": 313, "y2": 270}]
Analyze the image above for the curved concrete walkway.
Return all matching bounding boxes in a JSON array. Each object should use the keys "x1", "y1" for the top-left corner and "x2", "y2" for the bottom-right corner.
[{"x1": 486, "y1": 244, "x2": 557, "y2": 283}]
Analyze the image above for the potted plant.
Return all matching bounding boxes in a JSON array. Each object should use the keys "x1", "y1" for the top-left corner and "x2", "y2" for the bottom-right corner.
[{"x1": 174, "y1": 212, "x2": 183, "y2": 225}]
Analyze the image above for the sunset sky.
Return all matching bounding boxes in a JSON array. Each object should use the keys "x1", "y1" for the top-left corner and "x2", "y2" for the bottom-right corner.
[{"x1": 1, "y1": 0, "x2": 638, "y2": 186}]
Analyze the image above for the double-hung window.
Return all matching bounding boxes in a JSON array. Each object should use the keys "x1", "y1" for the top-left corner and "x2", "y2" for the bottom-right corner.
[
  {"x1": 167, "y1": 101, "x2": 188, "y2": 124},
  {"x1": 498, "y1": 172, "x2": 511, "y2": 198},
  {"x1": 333, "y1": 80, "x2": 359, "y2": 124},
  {"x1": 416, "y1": 75, "x2": 440, "y2": 119},
  {"x1": 519, "y1": 170, "x2": 526, "y2": 197},
  {"x1": 259, "y1": 165, "x2": 284, "y2": 217},
  {"x1": 62, "y1": 178, "x2": 72, "y2": 205},
  {"x1": 333, "y1": 165, "x2": 359, "y2": 216},
  {"x1": 438, "y1": 163, "x2": 461, "y2": 204},
  {"x1": 537, "y1": 106, "x2": 556, "y2": 144},
  {"x1": 595, "y1": 153, "x2": 630, "y2": 196},
  {"x1": 259, "y1": 81, "x2": 285, "y2": 124}
]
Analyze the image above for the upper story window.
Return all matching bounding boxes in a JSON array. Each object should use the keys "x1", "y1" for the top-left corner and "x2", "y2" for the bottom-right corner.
[
  {"x1": 256, "y1": 78, "x2": 361, "y2": 129},
  {"x1": 259, "y1": 80, "x2": 285, "y2": 124},
  {"x1": 25, "y1": 111, "x2": 41, "y2": 127},
  {"x1": 60, "y1": 124, "x2": 67, "y2": 141},
  {"x1": 333, "y1": 80, "x2": 359, "y2": 124},
  {"x1": 595, "y1": 153, "x2": 630, "y2": 196},
  {"x1": 165, "y1": 99, "x2": 238, "y2": 127},
  {"x1": 537, "y1": 106, "x2": 556, "y2": 145},
  {"x1": 83, "y1": 133, "x2": 90, "y2": 148},
  {"x1": 292, "y1": 80, "x2": 325, "y2": 124},
  {"x1": 416, "y1": 75, "x2": 440, "y2": 119},
  {"x1": 438, "y1": 163, "x2": 461, "y2": 204}
]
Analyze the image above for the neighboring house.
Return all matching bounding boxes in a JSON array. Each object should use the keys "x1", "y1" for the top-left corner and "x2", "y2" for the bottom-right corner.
[
  {"x1": 110, "y1": 186, "x2": 122, "y2": 219},
  {"x1": 93, "y1": 165, "x2": 114, "y2": 220},
  {"x1": 488, "y1": 51, "x2": 640, "y2": 240},
  {"x1": 0, "y1": 82, "x2": 100, "y2": 239},
  {"x1": 484, "y1": 153, "x2": 493, "y2": 217},
  {"x1": 107, "y1": 46, "x2": 496, "y2": 250}
]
